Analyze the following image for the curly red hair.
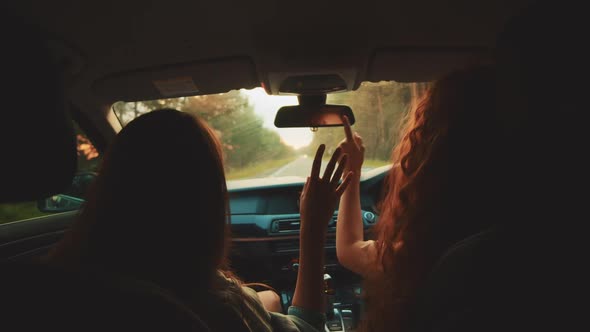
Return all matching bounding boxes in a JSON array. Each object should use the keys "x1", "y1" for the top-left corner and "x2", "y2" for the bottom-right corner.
[{"x1": 363, "y1": 65, "x2": 497, "y2": 331}]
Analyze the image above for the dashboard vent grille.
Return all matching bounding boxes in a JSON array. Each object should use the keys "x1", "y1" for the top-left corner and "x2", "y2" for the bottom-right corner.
[
  {"x1": 274, "y1": 219, "x2": 300, "y2": 233},
  {"x1": 271, "y1": 216, "x2": 338, "y2": 234}
]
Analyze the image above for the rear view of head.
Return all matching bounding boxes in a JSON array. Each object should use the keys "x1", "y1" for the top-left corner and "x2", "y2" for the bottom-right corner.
[
  {"x1": 51, "y1": 109, "x2": 228, "y2": 292},
  {"x1": 365, "y1": 65, "x2": 497, "y2": 331},
  {"x1": 378, "y1": 64, "x2": 497, "y2": 256}
]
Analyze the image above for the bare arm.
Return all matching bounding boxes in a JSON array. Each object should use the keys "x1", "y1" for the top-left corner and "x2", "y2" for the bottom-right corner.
[
  {"x1": 336, "y1": 176, "x2": 377, "y2": 276},
  {"x1": 292, "y1": 145, "x2": 352, "y2": 312},
  {"x1": 336, "y1": 116, "x2": 378, "y2": 277}
]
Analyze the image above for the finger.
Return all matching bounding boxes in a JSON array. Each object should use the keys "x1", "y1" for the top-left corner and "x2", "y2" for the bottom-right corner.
[
  {"x1": 322, "y1": 147, "x2": 342, "y2": 180},
  {"x1": 353, "y1": 132, "x2": 363, "y2": 145},
  {"x1": 302, "y1": 177, "x2": 309, "y2": 194},
  {"x1": 343, "y1": 115, "x2": 354, "y2": 142},
  {"x1": 331, "y1": 154, "x2": 348, "y2": 187},
  {"x1": 336, "y1": 171, "x2": 354, "y2": 196},
  {"x1": 311, "y1": 144, "x2": 325, "y2": 179}
]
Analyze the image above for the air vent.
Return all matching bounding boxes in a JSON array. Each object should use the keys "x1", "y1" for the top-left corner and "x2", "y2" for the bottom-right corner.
[
  {"x1": 271, "y1": 216, "x2": 338, "y2": 234},
  {"x1": 271, "y1": 219, "x2": 301, "y2": 233}
]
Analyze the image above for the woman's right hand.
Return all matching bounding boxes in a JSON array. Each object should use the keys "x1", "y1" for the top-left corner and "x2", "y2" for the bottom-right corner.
[
  {"x1": 299, "y1": 145, "x2": 352, "y2": 234},
  {"x1": 338, "y1": 116, "x2": 365, "y2": 176}
]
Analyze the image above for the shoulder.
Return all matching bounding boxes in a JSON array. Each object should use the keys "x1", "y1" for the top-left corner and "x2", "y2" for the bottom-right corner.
[{"x1": 210, "y1": 272, "x2": 273, "y2": 331}]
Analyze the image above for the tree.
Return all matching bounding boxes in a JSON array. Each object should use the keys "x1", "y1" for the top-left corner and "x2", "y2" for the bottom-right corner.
[
  {"x1": 308, "y1": 81, "x2": 427, "y2": 162},
  {"x1": 180, "y1": 90, "x2": 294, "y2": 171},
  {"x1": 114, "y1": 91, "x2": 294, "y2": 173}
]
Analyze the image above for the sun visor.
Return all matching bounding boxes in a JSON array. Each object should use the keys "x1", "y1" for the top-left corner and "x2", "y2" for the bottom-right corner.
[
  {"x1": 368, "y1": 48, "x2": 492, "y2": 83},
  {"x1": 92, "y1": 57, "x2": 259, "y2": 102}
]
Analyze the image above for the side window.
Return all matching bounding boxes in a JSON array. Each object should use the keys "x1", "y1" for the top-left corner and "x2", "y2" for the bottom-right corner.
[{"x1": 0, "y1": 123, "x2": 102, "y2": 224}]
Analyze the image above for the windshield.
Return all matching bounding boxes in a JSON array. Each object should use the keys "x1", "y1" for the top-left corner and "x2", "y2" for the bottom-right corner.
[{"x1": 113, "y1": 81, "x2": 428, "y2": 181}]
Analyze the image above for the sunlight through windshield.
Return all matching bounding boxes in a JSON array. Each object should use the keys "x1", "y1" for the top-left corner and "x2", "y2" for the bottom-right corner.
[{"x1": 112, "y1": 82, "x2": 428, "y2": 181}]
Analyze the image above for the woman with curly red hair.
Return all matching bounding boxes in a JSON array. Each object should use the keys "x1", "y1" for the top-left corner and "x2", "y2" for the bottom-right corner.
[{"x1": 336, "y1": 65, "x2": 498, "y2": 331}]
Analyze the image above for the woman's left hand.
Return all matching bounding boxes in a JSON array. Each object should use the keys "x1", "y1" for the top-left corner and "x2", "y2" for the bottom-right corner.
[{"x1": 299, "y1": 144, "x2": 353, "y2": 235}]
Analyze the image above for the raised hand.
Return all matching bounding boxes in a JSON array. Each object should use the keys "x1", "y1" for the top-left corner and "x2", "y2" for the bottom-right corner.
[
  {"x1": 292, "y1": 144, "x2": 353, "y2": 313},
  {"x1": 338, "y1": 116, "x2": 365, "y2": 176},
  {"x1": 335, "y1": 116, "x2": 374, "y2": 277},
  {"x1": 299, "y1": 144, "x2": 353, "y2": 232}
]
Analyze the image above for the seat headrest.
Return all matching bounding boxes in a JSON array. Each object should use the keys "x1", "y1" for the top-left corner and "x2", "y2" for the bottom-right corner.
[{"x1": 0, "y1": 12, "x2": 76, "y2": 202}]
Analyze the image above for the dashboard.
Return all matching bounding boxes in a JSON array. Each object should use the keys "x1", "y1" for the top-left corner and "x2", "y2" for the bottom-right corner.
[{"x1": 227, "y1": 165, "x2": 388, "y2": 239}]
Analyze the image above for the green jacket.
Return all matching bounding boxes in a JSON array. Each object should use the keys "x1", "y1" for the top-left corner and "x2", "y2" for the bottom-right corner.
[{"x1": 207, "y1": 271, "x2": 325, "y2": 332}]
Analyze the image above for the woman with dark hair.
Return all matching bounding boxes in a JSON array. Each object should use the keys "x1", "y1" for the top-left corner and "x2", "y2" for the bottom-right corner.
[
  {"x1": 335, "y1": 65, "x2": 497, "y2": 331},
  {"x1": 46, "y1": 108, "x2": 352, "y2": 331}
]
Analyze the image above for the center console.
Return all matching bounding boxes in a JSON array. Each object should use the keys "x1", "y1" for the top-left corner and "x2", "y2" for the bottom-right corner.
[
  {"x1": 323, "y1": 273, "x2": 362, "y2": 331},
  {"x1": 230, "y1": 212, "x2": 374, "y2": 331},
  {"x1": 273, "y1": 253, "x2": 363, "y2": 331}
]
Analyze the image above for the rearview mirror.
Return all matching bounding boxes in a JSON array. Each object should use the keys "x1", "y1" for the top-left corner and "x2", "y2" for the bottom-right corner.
[
  {"x1": 274, "y1": 94, "x2": 355, "y2": 128},
  {"x1": 37, "y1": 172, "x2": 97, "y2": 213},
  {"x1": 274, "y1": 105, "x2": 355, "y2": 128}
]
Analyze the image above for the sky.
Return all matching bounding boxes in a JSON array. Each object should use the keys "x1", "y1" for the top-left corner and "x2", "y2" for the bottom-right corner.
[{"x1": 241, "y1": 88, "x2": 313, "y2": 149}]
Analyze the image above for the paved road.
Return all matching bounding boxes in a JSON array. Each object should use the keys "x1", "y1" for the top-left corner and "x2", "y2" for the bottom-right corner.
[
  {"x1": 270, "y1": 155, "x2": 317, "y2": 177},
  {"x1": 270, "y1": 155, "x2": 371, "y2": 178}
]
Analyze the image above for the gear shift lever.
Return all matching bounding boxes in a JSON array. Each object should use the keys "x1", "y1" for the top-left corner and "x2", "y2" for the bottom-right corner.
[
  {"x1": 324, "y1": 273, "x2": 344, "y2": 331},
  {"x1": 324, "y1": 273, "x2": 335, "y2": 319}
]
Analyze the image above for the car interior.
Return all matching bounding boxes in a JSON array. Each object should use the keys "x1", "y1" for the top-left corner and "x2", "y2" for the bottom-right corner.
[{"x1": 2, "y1": 1, "x2": 559, "y2": 331}]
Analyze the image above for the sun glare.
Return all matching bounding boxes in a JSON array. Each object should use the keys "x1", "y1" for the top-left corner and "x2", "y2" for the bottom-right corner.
[{"x1": 241, "y1": 88, "x2": 313, "y2": 149}]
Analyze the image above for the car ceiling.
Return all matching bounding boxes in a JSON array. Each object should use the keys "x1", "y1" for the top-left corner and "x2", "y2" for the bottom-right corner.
[{"x1": 14, "y1": 0, "x2": 533, "y2": 136}]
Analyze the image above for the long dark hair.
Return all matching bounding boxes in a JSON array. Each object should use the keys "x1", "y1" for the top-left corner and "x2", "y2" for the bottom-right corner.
[
  {"x1": 47, "y1": 109, "x2": 230, "y2": 294},
  {"x1": 364, "y1": 65, "x2": 497, "y2": 331}
]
